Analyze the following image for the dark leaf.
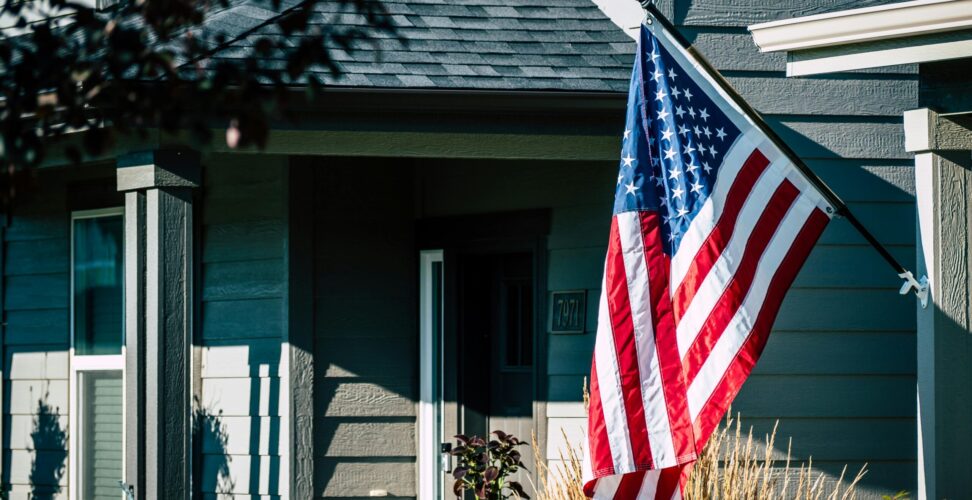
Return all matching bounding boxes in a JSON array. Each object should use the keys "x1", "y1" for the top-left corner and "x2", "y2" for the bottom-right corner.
[
  {"x1": 508, "y1": 481, "x2": 530, "y2": 500},
  {"x1": 452, "y1": 467, "x2": 467, "y2": 480},
  {"x1": 483, "y1": 466, "x2": 499, "y2": 482}
]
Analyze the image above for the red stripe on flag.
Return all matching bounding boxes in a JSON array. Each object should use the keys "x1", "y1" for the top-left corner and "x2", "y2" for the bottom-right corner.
[
  {"x1": 639, "y1": 211, "x2": 697, "y2": 464},
  {"x1": 656, "y1": 467, "x2": 683, "y2": 500},
  {"x1": 682, "y1": 180, "x2": 800, "y2": 384},
  {"x1": 678, "y1": 463, "x2": 694, "y2": 494},
  {"x1": 692, "y1": 208, "x2": 829, "y2": 447},
  {"x1": 588, "y1": 357, "x2": 617, "y2": 478},
  {"x1": 672, "y1": 150, "x2": 771, "y2": 322},
  {"x1": 613, "y1": 471, "x2": 647, "y2": 499},
  {"x1": 605, "y1": 218, "x2": 655, "y2": 470}
]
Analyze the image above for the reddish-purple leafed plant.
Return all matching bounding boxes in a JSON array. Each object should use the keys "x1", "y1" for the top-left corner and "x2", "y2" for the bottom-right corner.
[{"x1": 451, "y1": 431, "x2": 530, "y2": 500}]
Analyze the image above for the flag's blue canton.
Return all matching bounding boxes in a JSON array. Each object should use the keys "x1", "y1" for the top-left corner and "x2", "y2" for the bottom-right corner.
[{"x1": 614, "y1": 26, "x2": 741, "y2": 255}]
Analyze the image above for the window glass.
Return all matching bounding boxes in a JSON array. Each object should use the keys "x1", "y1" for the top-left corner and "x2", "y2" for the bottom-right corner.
[
  {"x1": 80, "y1": 370, "x2": 123, "y2": 499},
  {"x1": 73, "y1": 215, "x2": 124, "y2": 355},
  {"x1": 502, "y1": 278, "x2": 533, "y2": 368}
]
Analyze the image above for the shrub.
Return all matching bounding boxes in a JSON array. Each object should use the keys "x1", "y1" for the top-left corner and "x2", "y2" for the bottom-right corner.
[{"x1": 451, "y1": 431, "x2": 531, "y2": 499}]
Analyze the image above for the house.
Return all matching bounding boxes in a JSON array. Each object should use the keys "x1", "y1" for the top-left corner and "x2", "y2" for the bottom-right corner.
[
  {"x1": 750, "y1": 2, "x2": 972, "y2": 498},
  {"x1": 0, "y1": 0, "x2": 919, "y2": 499}
]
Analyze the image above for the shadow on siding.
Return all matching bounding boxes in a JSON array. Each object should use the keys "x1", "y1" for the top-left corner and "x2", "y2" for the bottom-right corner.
[
  {"x1": 29, "y1": 393, "x2": 67, "y2": 500},
  {"x1": 192, "y1": 397, "x2": 236, "y2": 498}
]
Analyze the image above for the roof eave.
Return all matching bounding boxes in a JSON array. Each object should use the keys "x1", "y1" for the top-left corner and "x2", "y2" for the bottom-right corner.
[{"x1": 748, "y1": 0, "x2": 972, "y2": 76}]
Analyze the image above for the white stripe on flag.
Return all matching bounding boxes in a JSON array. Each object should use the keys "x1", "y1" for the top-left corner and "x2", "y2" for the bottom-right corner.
[
  {"x1": 592, "y1": 474, "x2": 622, "y2": 500},
  {"x1": 616, "y1": 211, "x2": 678, "y2": 468},
  {"x1": 669, "y1": 130, "x2": 758, "y2": 295},
  {"x1": 687, "y1": 192, "x2": 817, "y2": 420},
  {"x1": 783, "y1": 165, "x2": 833, "y2": 213},
  {"x1": 637, "y1": 470, "x2": 661, "y2": 499},
  {"x1": 674, "y1": 156, "x2": 790, "y2": 359},
  {"x1": 594, "y1": 272, "x2": 637, "y2": 474}
]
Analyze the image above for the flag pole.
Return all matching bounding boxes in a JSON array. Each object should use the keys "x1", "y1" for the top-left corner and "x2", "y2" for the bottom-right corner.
[{"x1": 638, "y1": 1, "x2": 929, "y2": 307}]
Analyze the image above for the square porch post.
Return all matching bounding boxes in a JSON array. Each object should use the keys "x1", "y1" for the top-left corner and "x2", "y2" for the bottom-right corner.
[
  {"x1": 117, "y1": 149, "x2": 201, "y2": 500},
  {"x1": 904, "y1": 108, "x2": 972, "y2": 500}
]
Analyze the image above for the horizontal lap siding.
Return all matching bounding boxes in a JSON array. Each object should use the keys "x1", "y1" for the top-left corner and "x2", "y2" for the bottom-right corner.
[
  {"x1": 199, "y1": 155, "x2": 288, "y2": 498},
  {"x1": 312, "y1": 159, "x2": 417, "y2": 499},
  {"x1": 3, "y1": 169, "x2": 72, "y2": 500},
  {"x1": 545, "y1": 6, "x2": 917, "y2": 498},
  {"x1": 418, "y1": 146, "x2": 915, "y2": 497}
]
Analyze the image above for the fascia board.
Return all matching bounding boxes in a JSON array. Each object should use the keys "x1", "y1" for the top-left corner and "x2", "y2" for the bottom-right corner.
[{"x1": 749, "y1": 0, "x2": 972, "y2": 53}]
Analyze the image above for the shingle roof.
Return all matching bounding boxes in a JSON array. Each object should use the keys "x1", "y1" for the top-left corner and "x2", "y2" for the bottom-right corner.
[{"x1": 204, "y1": 0, "x2": 635, "y2": 92}]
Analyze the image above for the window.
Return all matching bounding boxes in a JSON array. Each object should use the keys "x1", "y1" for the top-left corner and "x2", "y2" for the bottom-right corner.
[
  {"x1": 499, "y1": 253, "x2": 533, "y2": 370},
  {"x1": 70, "y1": 208, "x2": 125, "y2": 500}
]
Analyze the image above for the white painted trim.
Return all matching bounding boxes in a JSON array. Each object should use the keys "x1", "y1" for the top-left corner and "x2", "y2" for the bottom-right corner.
[
  {"x1": 590, "y1": 0, "x2": 643, "y2": 40},
  {"x1": 749, "y1": 0, "x2": 972, "y2": 53},
  {"x1": 785, "y1": 36, "x2": 972, "y2": 76},
  {"x1": 278, "y1": 341, "x2": 291, "y2": 500},
  {"x1": 418, "y1": 250, "x2": 444, "y2": 500},
  {"x1": 71, "y1": 354, "x2": 124, "y2": 371},
  {"x1": 914, "y1": 151, "x2": 936, "y2": 500},
  {"x1": 69, "y1": 208, "x2": 126, "y2": 500}
]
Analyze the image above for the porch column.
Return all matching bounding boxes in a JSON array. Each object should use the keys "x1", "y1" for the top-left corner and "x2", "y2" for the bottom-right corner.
[
  {"x1": 904, "y1": 109, "x2": 972, "y2": 500},
  {"x1": 117, "y1": 149, "x2": 201, "y2": 500}
]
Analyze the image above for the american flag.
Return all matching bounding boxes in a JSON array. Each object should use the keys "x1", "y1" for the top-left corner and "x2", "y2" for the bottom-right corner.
[{"x1": 583, "y1": 21, "x2": 834, "y2": 499}]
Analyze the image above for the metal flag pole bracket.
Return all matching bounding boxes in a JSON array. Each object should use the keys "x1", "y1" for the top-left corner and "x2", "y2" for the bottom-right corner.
[{"x1": 899, "y1": 271, "x2": 930, "y2": 309}]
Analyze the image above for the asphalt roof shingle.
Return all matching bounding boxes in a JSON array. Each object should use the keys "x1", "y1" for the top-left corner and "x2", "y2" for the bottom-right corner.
[{"x1": 209, "y1": 0, "x2": 634, "y2": 92}]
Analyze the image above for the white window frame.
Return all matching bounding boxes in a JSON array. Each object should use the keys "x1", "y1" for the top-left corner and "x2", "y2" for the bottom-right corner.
[
  {"x1": 69, "y1": 207, "x2": 126, "y2": 500},
  {"x1": 418, "y1": 250, "x2": 444, "y2": 500}
]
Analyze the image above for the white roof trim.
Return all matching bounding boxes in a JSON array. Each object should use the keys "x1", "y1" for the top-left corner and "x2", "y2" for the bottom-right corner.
[
  {"x1": 591, "y1": 0, "x2": 644, "y2": 40},
  {"x1": 749, "y1": 0, "x2": 972, "y2": 53}
]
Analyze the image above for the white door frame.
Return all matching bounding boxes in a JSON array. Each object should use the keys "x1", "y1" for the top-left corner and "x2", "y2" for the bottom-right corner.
[{"x1": 418, "y1": 250, "x2": 444, "y2": 499}]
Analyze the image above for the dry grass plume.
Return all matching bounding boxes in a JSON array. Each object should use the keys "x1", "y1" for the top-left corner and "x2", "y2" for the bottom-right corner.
[{"x1": 531, "y1": 380, "x2": 866, "y2": 499}]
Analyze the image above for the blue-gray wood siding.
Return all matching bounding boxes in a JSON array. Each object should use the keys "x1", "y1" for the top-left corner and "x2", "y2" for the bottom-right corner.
[
  {"x1": 198, "y1": 155, "x2": 288, "y2": 499},
  {"x1": 419, "y1": 142, "x2": 916, "y2": 497},
  {"x1": 2, "y1": 166, "x2": 118, "y2": 500},
  {"x1": 676, "y1": 3, "x2": 917, "y2": 494},
  {"x1": 3, "y1": 175, "x2": 70, "y2": 500},
  {"x1": 311, "y1": 159, "x2": 418, "y2": 499}
]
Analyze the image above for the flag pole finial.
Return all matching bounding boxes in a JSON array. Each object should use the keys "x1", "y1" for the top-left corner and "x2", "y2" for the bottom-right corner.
[{"x1": 640, "y1": 0, "x2": 654, "y2": 25}]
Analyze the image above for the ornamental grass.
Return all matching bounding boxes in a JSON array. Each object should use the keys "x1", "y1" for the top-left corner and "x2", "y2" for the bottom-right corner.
[{"x1": 530, "y1": 384, "x2": 866, "y2": 500}]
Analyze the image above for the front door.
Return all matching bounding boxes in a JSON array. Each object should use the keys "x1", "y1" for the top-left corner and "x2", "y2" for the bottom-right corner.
[
  {"x1": 419, "y1": 242, "x2": 540, "y2": 499},
  {"x1": 455, "y1": 251, "x2": 535, "y2": 445}
]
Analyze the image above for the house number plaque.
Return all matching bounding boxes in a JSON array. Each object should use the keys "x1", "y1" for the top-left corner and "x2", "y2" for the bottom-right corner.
[{"x1": 550, "y1": 291, "x2": 586, "y2": 334}]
